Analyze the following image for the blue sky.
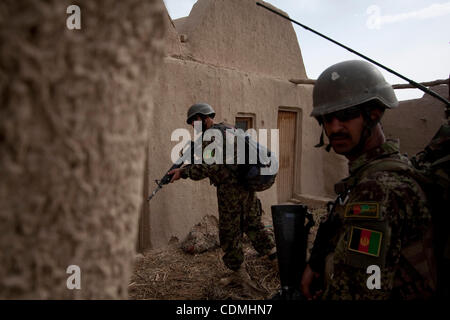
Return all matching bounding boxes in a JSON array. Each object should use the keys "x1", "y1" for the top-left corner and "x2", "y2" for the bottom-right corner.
[{"x1": 163, "y1": 0, "x2": 449, "y2": 101}]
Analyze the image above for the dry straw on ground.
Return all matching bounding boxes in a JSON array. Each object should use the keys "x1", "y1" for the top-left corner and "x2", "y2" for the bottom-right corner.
[
  {"x1": 129, "y1": 208, "x2": 327, "y2": 300},
  {"x1": 129, "y1": 237, "x2": 280, "y2": 300}
]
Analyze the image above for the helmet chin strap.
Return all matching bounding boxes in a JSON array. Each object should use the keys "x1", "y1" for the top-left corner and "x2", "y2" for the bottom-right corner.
[
  {"x1": 314, "y1": 128, "x2": 334, "y2": 152},
  {"x1": 344, "y1": 109, "x2": 378, "y2": 157},
  {"x1": 311, "y1": 127, "x2": 328, "y2": 154},
  {"x1": 345, "y1": 124, "x2": 372, "y2": 157},
  {"x1": 314, "y1": 129, "x2": 325, "y2": 148},
  {"x1": 199, "y1": 117, "x2": 209, "y2": 133}
]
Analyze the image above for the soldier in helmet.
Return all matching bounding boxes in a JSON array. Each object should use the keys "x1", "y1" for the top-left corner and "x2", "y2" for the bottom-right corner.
[
  {"x1": 301, "y1": 60, "x2": 435, "y2": 299},
  {"x1": 169, "y1": 103, "x2": 276, "y2": 296}
]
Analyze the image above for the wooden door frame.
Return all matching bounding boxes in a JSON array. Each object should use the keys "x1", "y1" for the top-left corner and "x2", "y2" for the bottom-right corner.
[{"x1": 277, "y1": 107, "x2": 302, "y2": 202}]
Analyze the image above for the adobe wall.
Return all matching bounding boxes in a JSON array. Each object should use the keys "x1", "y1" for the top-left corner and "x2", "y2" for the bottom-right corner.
[
  {"x1": 175, "y1": 0, "x2": 307, "y2": 80},
  {"x1": 0, "y1": 0, "x2": 166, "y2": 299},
  {"x1": 383, "y1": 85, "x2": 448, "y2": 157},
  {"x1": 147, "y1": 0, "x2": 347, "y2": 249}
]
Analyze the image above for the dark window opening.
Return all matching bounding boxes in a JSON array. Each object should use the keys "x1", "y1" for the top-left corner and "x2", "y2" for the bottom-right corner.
[{"x1": 235, "y1": 116, "x2": 253, "y2": 131}]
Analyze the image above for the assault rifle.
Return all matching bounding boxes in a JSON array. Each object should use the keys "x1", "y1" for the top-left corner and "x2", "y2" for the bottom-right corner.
[{"x1": 147, "y1": 140, "x2": 196, "y2": 201}]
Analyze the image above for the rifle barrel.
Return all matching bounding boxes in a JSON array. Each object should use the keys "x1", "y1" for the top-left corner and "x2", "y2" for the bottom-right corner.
[{"x1": 148, "y1": 184, "x2": 162, "y2": 201}]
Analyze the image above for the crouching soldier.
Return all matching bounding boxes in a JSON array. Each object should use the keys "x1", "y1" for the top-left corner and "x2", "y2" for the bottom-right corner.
[{"x1": 169, "y1": 103, "x2": 277, "y2": 296}]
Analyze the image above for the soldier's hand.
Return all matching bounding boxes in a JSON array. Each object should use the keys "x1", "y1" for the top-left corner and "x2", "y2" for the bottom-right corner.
[
  {"x1": 301, "y1": 264, "x2": 321, "y2": 300},
  {"x1": 168, "y1": 168, "x2": 182, "y2": 183}
]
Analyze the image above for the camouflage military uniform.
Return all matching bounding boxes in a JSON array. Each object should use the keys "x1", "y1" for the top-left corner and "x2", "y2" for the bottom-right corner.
[
  {"x1": 309, "y1": 140, "x2": 434, "y2": 299},
  {"x1": 180, "y1": 123, "x2": 275, "y2": 271}
]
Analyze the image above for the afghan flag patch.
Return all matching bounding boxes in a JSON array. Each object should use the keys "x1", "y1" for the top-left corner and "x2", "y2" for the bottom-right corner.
[
  {"x1": 344, "y1": 202, "x2": 379, "y2": 219},
  {"x1": 348, "y1": 226, "x2": 383, "y2": 257}
]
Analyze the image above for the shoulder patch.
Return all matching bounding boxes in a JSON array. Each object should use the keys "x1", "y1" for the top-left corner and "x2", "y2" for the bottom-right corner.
[
  {"x1": 348, "y1": 226, "x2": 383, "y2": 257},
  {"x1": 344, "y1": 202, "x2": 380, "y2": 219},
  {"x1": 203, "y1": 149, "x2": 215, "y2": 160}
]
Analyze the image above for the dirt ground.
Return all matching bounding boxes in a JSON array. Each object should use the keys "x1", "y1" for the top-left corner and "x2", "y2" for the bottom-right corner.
[
  {"x1": 129, "y1": 208, "x2": 327, "y2": 300},
  {"x1": 129, "y1": 241, "x2": 279, "y2": 300}
]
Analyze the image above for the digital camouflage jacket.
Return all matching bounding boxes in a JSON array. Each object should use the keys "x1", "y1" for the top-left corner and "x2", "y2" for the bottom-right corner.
[{"x1": 309, "y1": 140, "x2": 434, "y2": 300}]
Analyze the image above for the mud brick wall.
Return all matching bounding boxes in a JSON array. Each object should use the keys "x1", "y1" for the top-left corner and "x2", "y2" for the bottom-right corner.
[{"x1": 0, "y1": 0, "x2": 166, "y2": 299}]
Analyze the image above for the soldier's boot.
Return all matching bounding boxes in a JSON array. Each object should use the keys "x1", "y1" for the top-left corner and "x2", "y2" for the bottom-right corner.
[{"x1": 219, "y1": 266, "x2": 266, "y2": 296}]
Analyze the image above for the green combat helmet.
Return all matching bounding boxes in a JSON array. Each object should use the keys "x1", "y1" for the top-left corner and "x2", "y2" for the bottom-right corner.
[
  {"x1": 311, "y1": 60, "x2": 399, "y2": 151},
  {"x1": 311, "y1": 60, "x2": 398, "y2": 119},
  {"x1": 186, "y1": 103, "x2": 216, "y2": 124}
]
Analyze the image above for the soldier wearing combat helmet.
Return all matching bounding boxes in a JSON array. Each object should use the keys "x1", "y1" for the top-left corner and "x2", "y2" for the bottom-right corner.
[
  {"x1": 301, "y1": 60, "x2": 435, "y2": 299},
  {"x1": 169, "y1": 103, "x2": 277, "y2": 296}
]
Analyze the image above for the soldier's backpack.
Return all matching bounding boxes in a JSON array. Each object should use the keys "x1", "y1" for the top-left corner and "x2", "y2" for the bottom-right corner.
[
  {"x1": 212, "y1": 123, "x2": 278, "y2": 192},
  {"x1": 352, "y1": 123, "x2": 450, "y2": 298}
]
